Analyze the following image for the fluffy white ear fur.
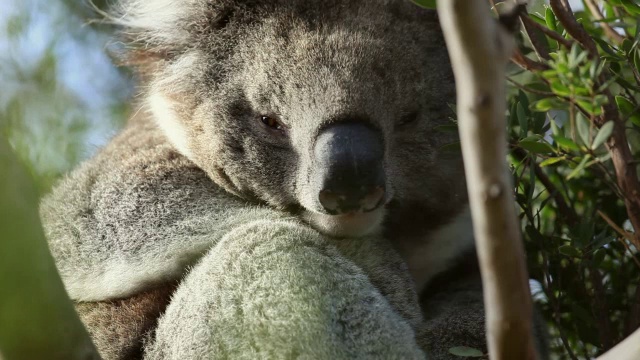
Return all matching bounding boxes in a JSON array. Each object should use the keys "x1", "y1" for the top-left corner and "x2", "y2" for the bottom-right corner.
[
  {"x1": 147, "y1": 91, "x2": 194, "y2": 159},
  {"x1": 147, "y1": 51, "x2": 205, "y2": 159},
  {"x1": 111, "y1": 0, "x2": 203, "y2": 45}
]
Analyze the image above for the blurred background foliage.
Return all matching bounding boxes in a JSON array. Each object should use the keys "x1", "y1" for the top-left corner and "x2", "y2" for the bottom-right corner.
[
  {"x1": 0, "y1": 0, "x2": 132, "y2": 195},
  {"x1": 1, "y1": 0, "x2": 639, "y2": 359}
]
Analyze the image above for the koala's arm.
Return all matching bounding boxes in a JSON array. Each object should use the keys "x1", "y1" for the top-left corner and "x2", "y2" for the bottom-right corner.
[
  {"x1": 40, "y1": 118, "x2": 285, "y2": 302},
  {"x1": 145, "y1": 220, "x2": 425, "y2": 359}
]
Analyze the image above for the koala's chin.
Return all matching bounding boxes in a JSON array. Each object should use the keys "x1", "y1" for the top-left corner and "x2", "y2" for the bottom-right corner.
[{"x1": 302, "y1": 208, "x2": 385, "y2": 238}]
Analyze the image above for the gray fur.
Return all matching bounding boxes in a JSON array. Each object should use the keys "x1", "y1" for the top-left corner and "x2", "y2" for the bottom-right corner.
[
  {"x1": 39, "y1": 0, "x2": 548, "y2": 358},
  {"x1": 146, "y1": 220, "x2": 424, "y2": 359},
  {"x1": 42, "y1": 118, "x2": 426, "y2": 358}
]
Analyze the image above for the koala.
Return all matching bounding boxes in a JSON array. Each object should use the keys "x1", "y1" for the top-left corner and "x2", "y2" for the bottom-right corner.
[{"x1": 39, "y1": 0, "x2": 549, "y2": 359}]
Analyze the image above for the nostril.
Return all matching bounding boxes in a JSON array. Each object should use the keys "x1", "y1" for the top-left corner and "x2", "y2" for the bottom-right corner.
[
  {"x1": 318, "y1": 186, "x2": 385, "y2": 214},
  {"x1": 318, "y1": 190, "x2": 342, "y2": 214}
]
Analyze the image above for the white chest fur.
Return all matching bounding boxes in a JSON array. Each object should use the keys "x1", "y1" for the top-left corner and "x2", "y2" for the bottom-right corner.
[{"x1": 396, "y1": 206, "x2": 475, "y2": 293}]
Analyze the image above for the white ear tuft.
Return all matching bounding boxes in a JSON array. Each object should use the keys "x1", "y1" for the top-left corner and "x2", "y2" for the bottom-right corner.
[
  {"x1": 109, "y1": 0, "x2": 205, "y2": 46},
  {"x1": 148, "y1": 91, "x2": 194, "y2": 159}
]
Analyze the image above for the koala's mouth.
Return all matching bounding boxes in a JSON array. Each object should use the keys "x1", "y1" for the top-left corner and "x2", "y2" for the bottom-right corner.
[{"x1": 301, "y1": 208, "x2": 385, "y2": 238}]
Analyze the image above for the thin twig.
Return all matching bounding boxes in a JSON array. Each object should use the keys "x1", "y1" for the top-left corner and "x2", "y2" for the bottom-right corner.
[
  {"x1": 598, "y1": 210, "x2": 640, "y2": 250},
  {"x1": 520, "y1": 15, "x2": 574, "y2": 50},
  {"x1": 584, "y1": 0, "x2": 625, "y2": 45},
  {"x1": 506, "y1": 78, "x2": 555, "y2": 96},
  {"x1": 511, "y1": 48, "x2": 549, "y2": 71}
]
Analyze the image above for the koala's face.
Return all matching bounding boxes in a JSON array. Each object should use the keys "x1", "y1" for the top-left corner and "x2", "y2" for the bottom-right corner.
[{"x1": 123, "y1": 0, "x2": 466, "y2": 237}]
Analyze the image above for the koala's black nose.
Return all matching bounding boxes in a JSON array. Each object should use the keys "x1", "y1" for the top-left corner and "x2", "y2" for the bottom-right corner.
[{"x1": 313, "y1": 122, "x2": 386, "y2": 215}]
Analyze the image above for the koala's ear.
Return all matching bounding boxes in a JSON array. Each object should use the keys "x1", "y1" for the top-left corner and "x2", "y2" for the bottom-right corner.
[{"x1": 106, "y1": 0, "x2": 246, "y2": 73}]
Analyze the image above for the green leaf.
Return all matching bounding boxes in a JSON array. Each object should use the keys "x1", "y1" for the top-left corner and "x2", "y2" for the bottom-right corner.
[
  {"x1": 576, "y1": 100, "x2": 602, "y2": 116},
  {"x1": 550, "y1": 81, "x2": 572, "y2": 97},
  {"x1": 448, "y1": 346, "x2": 484, "y2": 357},
  {"x1": 540, "y1": 157, "x2": 565, "y2": 167},
  {"x1": 544, "y1": 7, "x2": 557, "y2": 32},
  {"x1": 576, "y1": 112, "x2": 591, "y2": 146},
  {"x1": 567, "y1": 154, "x2": 592, "y2": 180},
  {"x1": 517, "y1": 102, "x2": 528, "y2": 137},
  {"x1": 615, "y1": 95, "x2": 634, "y2": 113},
  {"x1": 518, "y1": 140, "x2": 555, "y2": 154},
  {"x1": 592, "y1": 94, "x2": 609, "y2": 108},
  {"x1": 411, "y1": 0, "x2": 436, "y2": 9},
  {"x1": 531, "y1": 97, "x2": 566, "y2": 112},
  {"x1": 521, "y1": 135, "x2": 543, "y2": 142},
  {"x1": 591, "y1": 121, "x2": 614, "y2": 150},
  {"x1": 593, "y1": 38, "x2": 622, "y2": 58},
  {"x1": 559, "y1": 244, "x2": 582, "y2": 258},
  {"x1": 634, "y1": 49, "x2": 640, "y2": 76},
  {"x1": 621, "y1": 0, "x2": 640, "y2": 16},
  {"x1": 553, "y1": 136, "x2": 580, "y2": 152},
  {"x1": 615, "y1": 95, "x2": 640, "y2": 126},
  {"x1": 518, "y1": 90, "x2": 530, "y2": 111}
]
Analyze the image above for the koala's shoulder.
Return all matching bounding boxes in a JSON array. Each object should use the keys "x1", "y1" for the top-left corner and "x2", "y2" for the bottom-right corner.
[
  {"x1": 41, "y1": 116, "x2": 218, "y2": 219},
  {"x1": 39, "y1": 115, "x2": 236, "y2": 263}
]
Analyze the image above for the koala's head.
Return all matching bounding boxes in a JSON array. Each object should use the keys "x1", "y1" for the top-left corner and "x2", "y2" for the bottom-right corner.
[{"x1": 116, "y1": 0, "x2": 467, "y2": 237}]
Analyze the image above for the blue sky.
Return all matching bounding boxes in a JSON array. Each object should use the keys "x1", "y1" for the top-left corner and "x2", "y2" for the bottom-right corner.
[{"x1": 0, "y1": 0, "x2": 131, "y2": 164}]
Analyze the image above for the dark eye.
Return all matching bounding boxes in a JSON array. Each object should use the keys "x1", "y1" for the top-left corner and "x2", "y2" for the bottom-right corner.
[{"x1": 260, "y1": 115, "x2": 284, "y2": 131}]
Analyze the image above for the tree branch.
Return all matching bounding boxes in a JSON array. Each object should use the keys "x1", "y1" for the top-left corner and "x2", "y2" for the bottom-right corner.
[
  {"x1": 549, "y1": 0, "x2": 599, "y2": 58},
  {"x1": 597, "y1": 328, "x2": 640, "y2": 360},
  {"x1": 0, "y1": 138, "x2": 100, "y2": 360},
  {"x1": 511, "y1": 48, "x2": 549, "y2": 71},
  {"x1": 436, "y1": 2, "x2": 537, "y2": 359}
]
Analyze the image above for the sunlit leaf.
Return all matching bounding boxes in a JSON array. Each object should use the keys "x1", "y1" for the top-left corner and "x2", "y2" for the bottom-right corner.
[
  {"x1": 567, "y1": 154, "x2": 592, "y2": 179},
  {"x1": 540, "y1": 157, "x2": 565, "y2": 167},
  {"x1": 545, "y1": 7, "x2": 557, "y2": 32},
  {"x1": 531, "y1": 97, "x2": 566, "y2": 112},
  {"x1": 553, "y1": 136, "x2": 580, "y2": 152}
]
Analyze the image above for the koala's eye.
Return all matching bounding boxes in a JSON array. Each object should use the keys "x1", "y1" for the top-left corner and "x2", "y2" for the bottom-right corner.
[{"x1": 260, "y1": 115, "x2": 284, "y2": 131}]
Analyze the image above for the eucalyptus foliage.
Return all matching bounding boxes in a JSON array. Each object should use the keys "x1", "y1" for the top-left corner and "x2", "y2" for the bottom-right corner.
[{"x1": 509, "y1": 3, "x2": 640, "y2": 358}]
